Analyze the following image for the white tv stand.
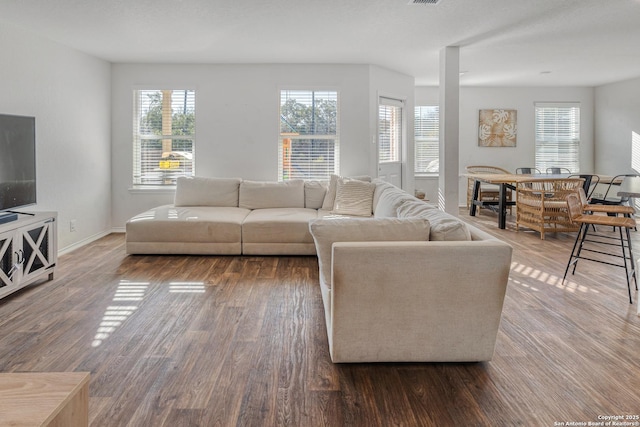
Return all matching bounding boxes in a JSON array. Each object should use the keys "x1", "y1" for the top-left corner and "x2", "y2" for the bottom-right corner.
[{"x1": 0, "y1": 211, "x2": 57, "y2": 300}]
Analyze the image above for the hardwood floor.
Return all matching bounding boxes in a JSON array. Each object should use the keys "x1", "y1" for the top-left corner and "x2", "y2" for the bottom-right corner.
[{"x1": 1, "y1": 210, "x2": 639, "y2": 426}]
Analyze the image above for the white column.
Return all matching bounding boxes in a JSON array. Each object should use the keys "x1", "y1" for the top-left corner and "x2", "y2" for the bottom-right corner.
[{"x1": 438, "y1": 46, "x2": 460, "y2": 215}]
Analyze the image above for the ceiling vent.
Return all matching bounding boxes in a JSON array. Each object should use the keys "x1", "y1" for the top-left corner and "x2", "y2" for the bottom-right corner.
[{"x1": 408, "y1": 0, "x2": 442, "y2": 4}]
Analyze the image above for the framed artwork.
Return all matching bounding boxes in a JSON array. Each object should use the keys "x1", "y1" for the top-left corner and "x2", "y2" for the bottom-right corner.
[{"x1": 478, "y1": 109, "x2": 517, "y2": 147}]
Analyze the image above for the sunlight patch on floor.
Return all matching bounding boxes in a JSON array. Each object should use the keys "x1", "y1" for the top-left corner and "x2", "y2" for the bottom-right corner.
[
  {"x1": 169, "y1": 281, "x2": 205, "y2": 293},
  {"x1": 509, "y1": 261, "x2": 599, "y2": 295},
  {"x1": 91, "y1": 280, "x2": 149, "y2": 347}
]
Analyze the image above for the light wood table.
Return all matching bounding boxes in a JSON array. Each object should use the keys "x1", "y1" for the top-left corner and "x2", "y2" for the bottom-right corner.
[
  {"x1": 0, "y1": 372, "x2": 90, "y2": 427},
  {"x1": 466, "y1": 173, "x2": 575, "y2": 229}
]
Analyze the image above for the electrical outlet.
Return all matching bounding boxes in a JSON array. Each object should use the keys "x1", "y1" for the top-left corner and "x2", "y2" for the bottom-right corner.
[{"x1": 70, "y1": 219, "x2": 77, "y2": 232}]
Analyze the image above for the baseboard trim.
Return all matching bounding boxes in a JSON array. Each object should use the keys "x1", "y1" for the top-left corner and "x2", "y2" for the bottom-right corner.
[{"x1": 59, "y1": 229, "x2": 124, "y2": 256}]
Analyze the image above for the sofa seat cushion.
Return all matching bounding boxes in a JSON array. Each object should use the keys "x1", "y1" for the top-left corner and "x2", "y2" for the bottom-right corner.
[
  {"x1": 241, "y1": 208, "x2": 319, "y2": 255},
  {"x1": 125, "y1": 205, "x2": 250, "y2": 254},
  {"x1": 308, "y1": 217, "x2": 431, "y2": 288},
  {"x1": 397, "y1": 201, "x2": 471, "y2": 241}
]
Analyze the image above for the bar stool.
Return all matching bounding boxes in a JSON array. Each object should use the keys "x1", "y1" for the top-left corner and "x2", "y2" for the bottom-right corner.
[{"x1": 563, "y1": 193, "x2": 637, "y2": 303}]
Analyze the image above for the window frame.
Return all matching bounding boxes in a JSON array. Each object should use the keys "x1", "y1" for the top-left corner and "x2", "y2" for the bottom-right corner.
[
  {"x1": 278, "y1": 89, "x2": 340, "y2": 181},
  {"x1": 414, "y1": 105, "x2": 439, "y2": 176},
  {"x1": 132, "y1": 88, "x2": 196, "y2": 187},
  {"x1": 378, "y1": 97, "x2": 404, "y2": 164},
  {"x1": 534, "y1": 102, "x2": 580, "y2": 174}
]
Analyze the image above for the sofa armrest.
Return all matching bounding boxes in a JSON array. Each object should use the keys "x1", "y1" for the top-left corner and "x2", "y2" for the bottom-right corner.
[{"x1": 329, "y1": 240, "x2": 512, "y2": 363}]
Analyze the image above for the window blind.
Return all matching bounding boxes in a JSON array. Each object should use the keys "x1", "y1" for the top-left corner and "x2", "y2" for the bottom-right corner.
[
  {"x1": 534, "y1": 102, "x2": 580, "y2": 173},
  {"x1": 133, "y1": 89, "x2": 195, "y2": 186},
  {"x1": 378, "y1": 97, "x2": 403, "y2": 163},
  {"x1": 414, "y1": 105, "x2": 439, "y2": 174},
  {"x1": 279, "y1": 90, "x2": 339, "y2": 181}
]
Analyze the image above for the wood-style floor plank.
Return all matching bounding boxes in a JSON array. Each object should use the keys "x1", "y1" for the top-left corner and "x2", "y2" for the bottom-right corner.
[{"x1": 0, "y1": 212, "x2": 639, "y2": 426}]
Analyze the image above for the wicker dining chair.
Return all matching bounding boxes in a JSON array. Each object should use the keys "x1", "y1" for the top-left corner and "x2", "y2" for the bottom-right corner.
[
  {"x1": 465, "y1": 165, "x2": 512, "y2": 214},
  {"x1": 515, "y1": 178, "x2": 583, "y2": 239}
]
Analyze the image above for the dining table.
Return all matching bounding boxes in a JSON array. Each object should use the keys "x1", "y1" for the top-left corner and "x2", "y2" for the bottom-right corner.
[{"x1": 466, "y1": 173, "x2": 602, "y2": 229}]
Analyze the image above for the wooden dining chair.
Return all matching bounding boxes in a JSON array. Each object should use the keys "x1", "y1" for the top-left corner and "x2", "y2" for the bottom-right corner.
[{"x1": 563, "y1": 193, "x2": 637, "y2": 303}]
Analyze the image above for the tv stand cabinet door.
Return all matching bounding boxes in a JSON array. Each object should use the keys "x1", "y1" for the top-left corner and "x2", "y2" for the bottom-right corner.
[
  {"x1": 0, "y1": 212, "x2": 57, "y2": 300},
  {"x1": 0, "y1": 229, "x2": 18, "y2": 295},
  {"x1": 18, "y1": 217, "x2": 56, "y2": 286}
]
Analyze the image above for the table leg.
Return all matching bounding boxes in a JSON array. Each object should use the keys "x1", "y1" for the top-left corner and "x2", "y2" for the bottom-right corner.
[
  {"x1": 498, "y1": 183, "x2": 507, "y2": 229},
  {"x1": 469, "y1": 179, "x2": 480, "y2": 216}
]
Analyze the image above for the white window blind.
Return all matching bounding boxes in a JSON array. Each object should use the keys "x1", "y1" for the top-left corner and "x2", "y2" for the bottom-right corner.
[
  {"x1": 415, "y1": 105, "x2": 439, "y2": 174},
  {"x1": 378, "y1": 97, "x2": 403, "y2": 163},
  {"x1": 279, "y1": 90, "x2": 339, "y2": 181},
  {"x1": 534, "y1": 102, "x2": 580, "y2": 173},
  {"x1": 133, "y1": 89, "x2": 195, "y2": 186}
]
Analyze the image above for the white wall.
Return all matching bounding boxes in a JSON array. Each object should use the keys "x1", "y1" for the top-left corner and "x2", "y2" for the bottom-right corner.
[
  {"x1": 594, "y1": 76, "x2": 640, "y2": 175},
  {"x1": 111, "y1": 63, "x2": 413, "y2": 227},
  {"x1": 0, "y1": 23, "x2": 112, "y2": 252},
  {"x1": 415, "y1": 86, "x2": 595, "y2": 205}
]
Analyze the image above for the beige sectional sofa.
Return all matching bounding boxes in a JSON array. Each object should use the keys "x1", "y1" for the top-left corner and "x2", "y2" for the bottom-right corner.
[{"x1": 126, "y1": 175, "x2": 513, "y2": 363}]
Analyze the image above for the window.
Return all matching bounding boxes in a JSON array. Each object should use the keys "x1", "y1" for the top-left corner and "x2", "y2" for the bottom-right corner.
[
  {"x1": 133, "y1": 89, "x2": 195, "y2": 186},
  {"x1": 414, "y1": 105, "x2": 439, "y2": 174},
  {"x1": 378, "y1": 97, "x2": 403, "y2": 163},
  {"x1": 279, "y1": 90, "x2": 339, "y2": 181},
  {"x1": 534, "y1": 102, "x2": 580, "y2": 173}
]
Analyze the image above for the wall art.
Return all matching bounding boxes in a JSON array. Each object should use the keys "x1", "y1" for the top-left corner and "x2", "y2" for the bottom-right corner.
[{"x1": 478, "y1": 109, "x2": 517, "y2": 147}]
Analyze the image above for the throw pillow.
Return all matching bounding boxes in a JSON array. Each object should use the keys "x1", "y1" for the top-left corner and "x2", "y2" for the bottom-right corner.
[
  {"x1": 396, "y1": 200, "x2": 471, "y2": 241},
  {"x1": 321, "y1": 174, "x2": 372, "y2": 211},
  {"x1": 332, "y1": 178, "x2": 376, "y2": 217},
  {"x1": 308, "y1": 217, "x2": 430, "y2": 288},
  {"x1": 174, "y1": 176, "x2": 242, "y2": 207}
]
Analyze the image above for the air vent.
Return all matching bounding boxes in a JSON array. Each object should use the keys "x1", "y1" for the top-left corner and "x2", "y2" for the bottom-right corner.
[{"x1": 408, "y1": 0, "x2": 442, "y2": 4}]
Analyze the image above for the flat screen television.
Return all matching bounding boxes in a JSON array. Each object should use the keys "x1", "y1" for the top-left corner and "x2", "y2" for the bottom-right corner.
[{"x1": 0, "y1": 114, "x2": 36, "y2": 215}]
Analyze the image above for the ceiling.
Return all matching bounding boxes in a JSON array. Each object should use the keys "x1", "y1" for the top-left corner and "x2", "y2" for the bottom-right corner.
[{"x1": 1, "y1": 0, "x2": 640, "y2": 87}]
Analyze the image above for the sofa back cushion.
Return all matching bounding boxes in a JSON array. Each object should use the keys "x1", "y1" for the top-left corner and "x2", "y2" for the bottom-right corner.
[
  {"x1": 239, "y1": 180, "x2": 305, "y2": 209},
  {"x1": 174, "y1": 176, "x2": 242, "y2": 207},
  {"x1": 372, "y1": 179, "x2": 417, "y2": 218},
  {"x1": 304, "y1": 180, "x2": 328, "y2": 209},
  {"x1": 308, "y1": 217, "x2": 431, "y2": 288},
  {"x1": 397, "y1": 201, "x2": 471, "y2": 241}
]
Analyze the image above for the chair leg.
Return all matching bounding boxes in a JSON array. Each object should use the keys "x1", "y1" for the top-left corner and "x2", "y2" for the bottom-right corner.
[
  {"x1": 564, "y1": 223, "x2": 586, "y2": 283},
  {"x1": 571, "y1": 222, "x2": 591, "y2": 275},
  {"x1": 620, "y1": 226, "x2": 634, "y2": 304},
  {"x1": 627, "y1": 226, "x2": 638, "y2": 290}
]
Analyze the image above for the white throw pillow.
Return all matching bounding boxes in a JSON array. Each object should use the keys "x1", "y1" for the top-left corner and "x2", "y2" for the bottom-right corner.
[
  {"x1": 308, "y1": 217, "x2": 430, "y2": 288},
  {"x1": 174, "y1": 176, "x2": 242, "y2": 207},
  {"x1": 397, "y1": 200, "x2": 471, "y2": 241},
  {"x1": 321, "y1": 174, "x2": 372, "y2": 211},
  {"x1": 332, "y1": 178, "x2": 376, "y2": 217}
]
